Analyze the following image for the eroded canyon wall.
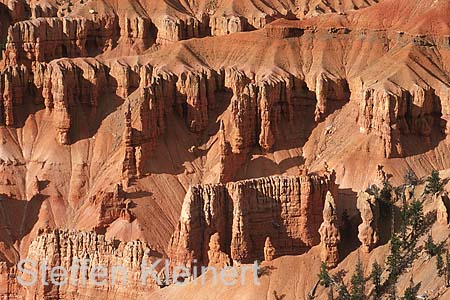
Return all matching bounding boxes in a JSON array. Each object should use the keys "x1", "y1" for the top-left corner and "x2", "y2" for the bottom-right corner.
[
  {"x1": 16, "y1": 229, "x2": 160, "y2": 299},
  {"x1": 168, "y1": 172, "x2": 338, "y2": 269}
]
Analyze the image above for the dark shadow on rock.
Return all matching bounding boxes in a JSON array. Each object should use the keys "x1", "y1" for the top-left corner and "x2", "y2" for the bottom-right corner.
[
  {"x1": 392, "y1": 89, "x2": 447, "y2": 157},
  {"x1": 38, "y1": 179, "x2": 50, "y2": 191},
  {"x1": 194, "y1": 185, "x2": 323, "y2": 267},
  {"x1": 126, "y1": 191, "x2": 153, "y2": 200},
  {"x1": 143, "y1": 86, "x2": 234, "y2": 176},
  {"x1": 0, "y1": 192, "x2": 48, "y2": 245},
  {"x1": 69, "y1": 71, "x2": 124, "y2": 143},
  {"x1": 336, "y1": 188, "x2": 361, "y2": 261}
]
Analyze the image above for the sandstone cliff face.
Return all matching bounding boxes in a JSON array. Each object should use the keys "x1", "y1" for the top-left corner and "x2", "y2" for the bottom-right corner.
[
  {"x1": 209, "y1": 15, "x2": 247, "y2": 36},
  {"x1": 30, "y1": 0, "x2": 58, "y2": 19},
  {"x1": 168, "y1": 173, "x2": 337, "y2": 270},
  {"x1": 0, "y1": 64, "x2": 29, "y2": 126},
  {"x1": 154, "y1": 16, "x2": 209, "y2": 45},
  {"x1": 19, "y1": 229, "x2": 159, "y2": 299},
  {"x1": 358, "y1": 84, "x2": 446, "y2": 157},
  {"x1": 42, "y1": 58, "x2": 108, "y2": 144},
  {"x1": 436, "y1": 192, "x2": 450, "y2": 225},
  {"x1": 89, "y1": 183, "x2": 134, "y2": 232},
  {"x1": 208, "y1": 0, "x2": 378, "y2": 36},
  {"x1": 0, "y1": 262, "x2": 20, "y2": 300},
  {"x1": 3, "y1": 15, "x2": 118, "y2": 65},
  {"x1": 0, "y1": 0, "x2": 27, "y2": 23}
]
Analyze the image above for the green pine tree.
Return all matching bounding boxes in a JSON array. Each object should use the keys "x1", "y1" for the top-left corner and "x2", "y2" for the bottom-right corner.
[
  {"x1": 337, "y1": 283, "x2": 350, "y2": 300},
  {"x1": 437, "y1": 251, "x2": 445, "y2": 277},
  {"x1": 350, "y1": 255, "x2": 365, "y2": 300},
  {"x1": 371, "y1": 261, "x2": 383, "y2": 300},
  {"x1": 402, "y1": 277, "x2": 421, "y2": 300},
  {"x1": 318, "y1": 262, "x2": 332, "y2": 288},
  {"x1": 386, "y1": 234, "x2": 402, "y2": 284},
  {"x1": 425, "y1": 234, "x2": 438, "y2": 257},
  {"x1": 425, "y1": 170, "x2": 443, "y2": 195},
  {"x1": 446, "y1": 250, "x2": 450, "y2": 287}
]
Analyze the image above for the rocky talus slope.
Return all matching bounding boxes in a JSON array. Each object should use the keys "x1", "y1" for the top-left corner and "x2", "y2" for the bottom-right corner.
[{"x1": 0, "y1": 0, "x2": 449, "y2": 299}]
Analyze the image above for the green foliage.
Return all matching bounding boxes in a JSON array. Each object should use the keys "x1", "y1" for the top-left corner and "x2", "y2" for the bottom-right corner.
[
  {"x1": 399, "y1": 200, "x2": 427, "y2": 248},
  {"x1": 402, "y1": 278, "x2": 421, "y2": 300},
  {"x1": 366, "y1": 180, "x2": 394, "y2": 217},
  {"x1": 337, "y1": 283, "x2": 351, "y2": 300},
  {"x1": 425, "y1": 170, "x2": 443, "y2": 195},
  {"x1": 350, "y1": 256, "x2": 365, "y2": 300},
  {"x1": 370, "y1": 261, "x2": 383, "y2": 300},
  {"x1": 386, "y1": 234, "x2": 403, "y2": 284},
  {"x1": 386, "y1": 199, "x2": 431, "y2": 297},
  {"x1": 404, "y1": 169, "x2": 419, "y2": 186},
  {"x1": 424, "y1": 233, "x2": 446, "y2": 277},
  {"x1": 380, "y1": 180, "x2": 394, "y2": 203},
  {"x1": 446, "y1": 250, "x2": 450, "y2": 287},
  {"x1": 365, "y1": 184, "x2": 380, "y2": 197},
  {"x1": 333, "y1": 272, "x2": 350, "y2": 300},
  {"x1": 318, "y1": 262, "x2": 332, "y2": 288},
  {"x1": 366, "y1": 176, "x2": 394, "y2": 203},
  {"x1": 316, "y1": 180, "x2": 438, "y2": 300},
  {"x1": 425, "y1": 234, "x2": 440, "y2": 257},
  {"x1": 437, "y1": 252, "x2": 445, "y2": 277}
]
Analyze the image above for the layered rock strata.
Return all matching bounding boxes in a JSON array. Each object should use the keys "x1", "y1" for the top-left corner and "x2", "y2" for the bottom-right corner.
[{"x1": 168, "y1": 173, "x2": 338, "y2": 270}]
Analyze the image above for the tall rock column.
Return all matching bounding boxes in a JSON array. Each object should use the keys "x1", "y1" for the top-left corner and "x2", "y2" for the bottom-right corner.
[
  {"x1": 356, "y1": 192, "x2": 379, "y2": 253},
  {"x1": 121, "y1": 103, "x2": 137, "y2": 188},
  {"x1": 319, "y1": 191, "x2": 340, "y2": 268},
  {"x1": 218, "y1": 120, "x2": 233, "y2": 182}
]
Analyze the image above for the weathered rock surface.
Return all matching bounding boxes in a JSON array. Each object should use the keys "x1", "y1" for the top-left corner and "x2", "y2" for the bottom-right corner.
[
  {"x1": 358, "y1": 84, "x2": 446, "y2": 157},
  {"x1": 207, "y1": 232, "x2": 230, "y2": 269},
  {"x1": 263, "y1": 237, "x2": 276, "y2": 262},
  {"x1": 42, "y1": 58, "x2": 108, "y2": 144},
  {"x1": 168, "y1": 173, "x2": 337, "y2": 270},
  {"x1": 319, "y1": 191, "x2": 340, "y2": 268},
  {"x1": 3, "y1": 16, "x2": 119, "y2": 65},
  {"x1": 0, "y1": 0, "x2": 448, "y2": 299},
  {"x1": 122, "y1": 103, "x2": 137, "y2": 187},
  {"x1": 208, "y1": 0, "x2": 379, "y2": 36},
  {"x1": 437, "y1": 192, "x2": 450, "y2": 225},
  {"x1": 356, "y1": 191, "x2": 379, "y2": 253},
  {"x1": 0, "y1": 0, "x2": 27, "y2": 23},
  {"x1": 0, "y1": 64, "x2": 29, "y2": 126},
  {"x1": 88, "y1": 183, "x2": 135, "y2": 232},
  {"x1": 18, "y1": 229, "x2": 160, "y2": 299}
]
